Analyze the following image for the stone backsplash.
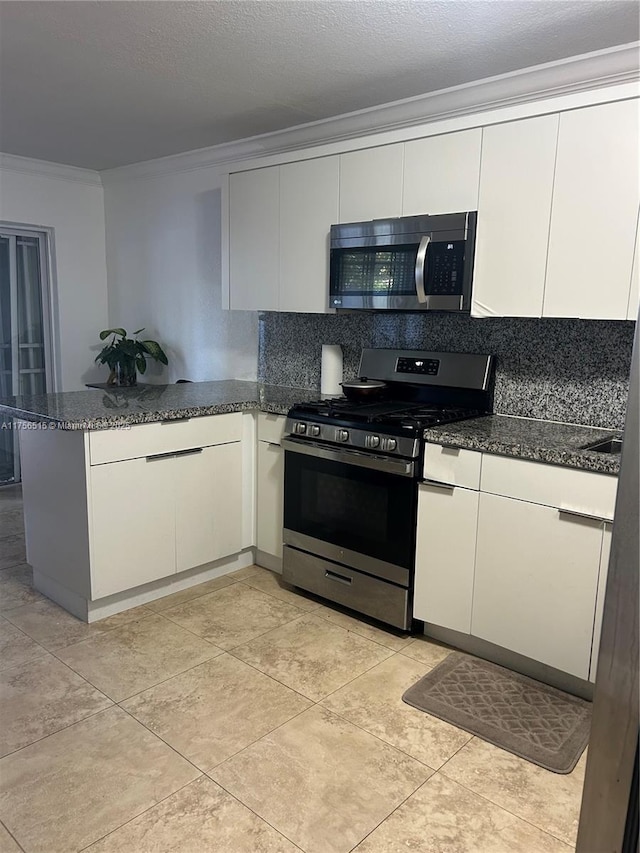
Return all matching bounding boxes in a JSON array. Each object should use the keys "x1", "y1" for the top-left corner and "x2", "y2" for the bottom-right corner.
[{"x1": 258, "y1": 312, "x2": 635, "y2": 430}]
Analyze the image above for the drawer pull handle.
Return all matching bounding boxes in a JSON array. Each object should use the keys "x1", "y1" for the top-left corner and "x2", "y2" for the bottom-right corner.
[
  {"x1": 325, "y1": 570, "x2": 352, "y2": 586},
  {"x1": 174, "y1": 447, "x2": 203, "y2": 458},
  {"x1": 146, "y1": 451, "x2": 175, "y2": 462},
  {"x1": 422, "y1": 478, "x2": 456, "y2": 491},
  {"x1": 558, "y1": 508, "x2": 613, "y2": 524},
  {"x1": 161, "y1": 417, "x2": 190, "y2": 424}
]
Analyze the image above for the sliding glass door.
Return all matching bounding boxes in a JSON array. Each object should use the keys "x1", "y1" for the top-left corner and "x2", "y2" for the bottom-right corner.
[{"x1": 0, "y1": 228, "x2": 53, "y2": 484}]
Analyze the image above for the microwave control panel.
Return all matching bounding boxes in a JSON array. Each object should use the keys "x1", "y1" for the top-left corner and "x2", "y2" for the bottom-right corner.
[{"x1": 427, "y1": 240, "x2": 465, "y2": 296}]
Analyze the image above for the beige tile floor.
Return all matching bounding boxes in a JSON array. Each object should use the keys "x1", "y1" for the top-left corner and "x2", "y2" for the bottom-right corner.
[{"x1": 0, "y1": 484, "x2": 586, "y2": 853}]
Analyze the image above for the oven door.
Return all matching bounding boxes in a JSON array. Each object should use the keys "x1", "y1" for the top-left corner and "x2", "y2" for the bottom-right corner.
[{"x1": 282, "y1": 438, "x2": 417, "y2": 587}]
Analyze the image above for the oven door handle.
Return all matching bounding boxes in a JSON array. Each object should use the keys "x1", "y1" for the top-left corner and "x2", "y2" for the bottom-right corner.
[{"x1": 282, "y1": 437, "x2": 415, "y2": 478}]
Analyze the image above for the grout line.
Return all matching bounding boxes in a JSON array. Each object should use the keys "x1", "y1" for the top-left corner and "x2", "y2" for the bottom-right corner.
[
  {"x1": 158, "y1": 602, "x2": 310, "y2": 654},
  {"x1": 0, "y1": 705, "x2": 116, "y2": 761},
  {"x1": 317, "y1": 697, "x2": 439, "y2": 772},
  {"x1": 204, "y1": 699, "x2": 314, "y2": 774},
  {"x1": 0, "y1": 818, "x2": 27, "y2": 853},
  {"x1": 436, "y1": 742, "x2": 580, "y2": 848},
  {"x1": 43, "y1": 625, "x2": 221, "y2": 705},
  {"x1": 145, "y1": 576, "x2": 245, "y2": 613},
  {"x1": 75, "y1": 774, "x2": 205, "y2": 852},
  {"x1": 112, "y1": 651, "x2": 224, "y2": 705},
  {"x1": 0, "y1": 614, "x2": 51, "y2": 663},
  {"x1": 220, "y1": 649, "x2": 315, "y2": 703},
  {"x1": 202, "y1": 775, "x2": 306, "y2": 852},
  {"x1": 345, "y1": 764, "x2": 431, "y2": 853},
  {"x1": 429, "y1": 734, "x2": 475, "y2": 776},
  {"x1": 117, "y1": 703, "x2": 204, "y2": 776},
  {"x1": 433, "y1": 766, "x2": 577, "y2": 848}
]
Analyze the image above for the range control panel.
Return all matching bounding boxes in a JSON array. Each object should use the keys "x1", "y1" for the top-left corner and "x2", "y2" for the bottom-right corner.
[{"x1": 396, "y1": 357, "x2": 440, "y2": 376}]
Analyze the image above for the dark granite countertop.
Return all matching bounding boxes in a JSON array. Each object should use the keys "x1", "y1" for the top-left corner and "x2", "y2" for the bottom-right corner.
[
  {"x1": 424, "y1": 414, "x2": 622, "y2": 475},
  {"x1": 0, "y1": 380, "x2": 316, "y2": 430},
  {"x1": 1, "y1": 384, "x2": 622, "y2": 475}
]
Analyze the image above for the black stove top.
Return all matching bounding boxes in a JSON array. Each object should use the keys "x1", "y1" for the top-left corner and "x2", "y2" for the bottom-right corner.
[{"x1": 290, "y1": 397, "x2": 485, "y2": 433}]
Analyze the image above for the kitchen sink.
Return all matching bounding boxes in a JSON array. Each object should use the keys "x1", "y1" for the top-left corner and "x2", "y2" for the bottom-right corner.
[{"x1": 582, "y1": 437, "x2": 623, "y2": 454}]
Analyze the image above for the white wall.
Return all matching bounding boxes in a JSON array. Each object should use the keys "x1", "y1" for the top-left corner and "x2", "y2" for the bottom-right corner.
[
  {"x1": 0, "y1": 160, "x2": 109, "y2": 391},
  {"x1": 103, "y1": 168, "x2": 258, "y2": 383}
]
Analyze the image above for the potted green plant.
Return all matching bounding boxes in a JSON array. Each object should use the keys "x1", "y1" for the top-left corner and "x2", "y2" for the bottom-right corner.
[{"x1": 95, "y1": 328, "x2": 169, "y2": 386}]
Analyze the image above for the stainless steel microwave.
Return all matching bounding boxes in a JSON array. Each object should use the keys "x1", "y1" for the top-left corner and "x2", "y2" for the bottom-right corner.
[{"x1": 329, "y1": 211, "x2": 477, "y2": 312}]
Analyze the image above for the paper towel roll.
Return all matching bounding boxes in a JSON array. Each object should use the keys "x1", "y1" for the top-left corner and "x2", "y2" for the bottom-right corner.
[{"x1": 321, "y1": 344, "x2": 343, "y2": 396}]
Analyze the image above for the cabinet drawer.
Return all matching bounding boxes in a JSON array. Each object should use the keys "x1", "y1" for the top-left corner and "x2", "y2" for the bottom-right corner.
[
  {"x1": 423, "y1": 443, "x2": 482, "y2": 489},
  {"x1": 257, "y1": 412, "x2": 287, "y2": 446},
  {"x1": 89, "y1": 412, "x2": 243, "y2": 465},
  {"x1": 480, "y1": 454, "x2": 617, "y2": 519}
]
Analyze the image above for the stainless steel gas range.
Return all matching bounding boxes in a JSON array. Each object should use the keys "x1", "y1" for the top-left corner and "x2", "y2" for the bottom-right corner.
[{"x1": 282, "y1": 348, "x2": 494, "y2": 630}]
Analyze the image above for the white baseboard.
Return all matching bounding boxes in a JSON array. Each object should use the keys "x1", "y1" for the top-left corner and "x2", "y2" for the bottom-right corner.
[{"x1": 34, "y1": 549, "x2": 256, "y2": 622}]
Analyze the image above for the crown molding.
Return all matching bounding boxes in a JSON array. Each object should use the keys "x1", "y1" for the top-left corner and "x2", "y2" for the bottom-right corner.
[
  {"x1": 101, "y1": 42, "x2": 640, "y2": 183},
  {"x1": 0, "y1": 153, "x2": 102, "y2": 187}
]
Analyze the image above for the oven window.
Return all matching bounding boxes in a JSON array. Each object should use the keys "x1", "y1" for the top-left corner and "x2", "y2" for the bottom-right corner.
[
  {"x1": 303, "y1": 470, "x2": 389, "y2": 541},
  {"x1": 331, "y1": 245, "x2": 418, "y2": 295},
  {"x1": 285, "y1": 450, "x2": 416, "y2": 572}
]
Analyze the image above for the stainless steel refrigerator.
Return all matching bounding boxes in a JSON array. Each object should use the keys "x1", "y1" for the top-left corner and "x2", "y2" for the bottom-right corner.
[{"x1": 577, "y1": 313, "x2": 639, "y2": 852}]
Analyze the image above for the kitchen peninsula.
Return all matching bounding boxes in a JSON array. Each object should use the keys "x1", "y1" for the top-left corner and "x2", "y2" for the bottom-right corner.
[{"x1": 0, "y1": 381, "x2": 311, "y2": 624}]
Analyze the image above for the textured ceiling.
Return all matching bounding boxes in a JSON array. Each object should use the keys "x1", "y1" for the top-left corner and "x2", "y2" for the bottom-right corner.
[{"x1": 0, "y1": 0, "x2": 638, "y2": 170}]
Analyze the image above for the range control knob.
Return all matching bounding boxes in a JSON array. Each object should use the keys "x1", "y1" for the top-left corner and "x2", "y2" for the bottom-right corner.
[
  {"x1": 294, "y1": 422, "x2": 307, "y2": 435},
  {"x1": 384, "y1": 438, "x2": 398, "y2": 452},
  {"x1": 366, "y1": 434, "x2": 381, "y2": 449},
  {"x1": 310, "y1": 424, "x2": 321, "y2": 437},
  {"x1": 336, "y1": 428, "x2": 350, "y2": 443}
]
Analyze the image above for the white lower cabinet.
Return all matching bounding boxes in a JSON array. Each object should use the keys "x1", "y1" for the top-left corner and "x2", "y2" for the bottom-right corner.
[
  {"x1": 88, "y1": 413, "x2": 245, "y2": 599},
  {"x1": 256, "y1": 440, "x2": 284, "y2": 562},
  {"x1": 471, "y1": 492, "x2": 603, "y2": 679},
  {"x1": 414, "y1": 482, "x2": 479, "y2": 633},
  {"x1": 414, "y1": 444, "x2": 618, "y2": 681},
  {"x1": 175, "y1": 443, "x2": 243, "y2": 573},
  {"x1": 255, "y1": 413, "x2": 286, "y2": 567},
  {"x1": 590, "y1": 522, "x2": 613, "y2": 682},
  {"x1": 90, "y1": 455, "x2": 177, "y2": 598}
]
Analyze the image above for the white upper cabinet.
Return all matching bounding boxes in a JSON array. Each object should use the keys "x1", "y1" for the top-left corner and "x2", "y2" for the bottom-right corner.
[
  {"x1": 339, "y1": 144, "x2": 403, "y2": 222},
  {"x1": 279, "y1": 157, "x2": 339, "y2": 313},
  {"x1": 628, "y1": 209, "x2": 640, "y2": 321},
  {"x1": 544, "y1": 100, "x2": 640, "y2": 319},
  {"x1": 226, "y1": 95, "x2": 639, "y2": 318},
  {"x1": 402, "y1": 129, "x2": 482, "y2": 216},
  {"x1": 229, "y1": 167, "x2": 280, "y2": 311},
  {"x1": 472, "y1": 114, "x2": 559, "y2": 318}
]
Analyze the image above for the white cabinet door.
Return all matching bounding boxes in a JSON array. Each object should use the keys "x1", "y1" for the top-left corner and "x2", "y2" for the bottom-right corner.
[
  {"x1": 175, "y1": 443, "x2": 243, "y2": 572},
  {"x1": 544, "y1": 100, "x2": 640, "y2": 319},
  {"x1": 628, "y1": 209, "x2": 640, "y2": 321},
  {"x1": 589, "y1": 522, "x2": 612, "y2": 682},
  {"x1": 256, "y1": 441, "x2": 284, "y2": 560},
  {"x1": 90, "y1": 456, "x2": 176, "y2": 598},
  {"x1": 339, "y1": 145, "x2": 403, "y2": 222},
  {"x1": 414, "y1": 482, "x2": 479, "y2": 633},
  {"x1": 403, "y1": 129, "x2": 482, "y2": 216},
  {"x1": 472, "y1": 493, "x2": 602, "y2": 679},
  {"x1": 229, "y1": 167, "x2": 280, "y2": 311},
  {"x1": 472, "y1": 115, "x2": 558, "y2": 317},
  {"x1": 279, "y1": 157, "x2": 339, "y2": 313}
]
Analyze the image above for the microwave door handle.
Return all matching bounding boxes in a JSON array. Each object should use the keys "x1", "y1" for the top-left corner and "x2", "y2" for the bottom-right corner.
[{"x1": 415, "y1": 235, "x2": 430, "y2": 303}]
